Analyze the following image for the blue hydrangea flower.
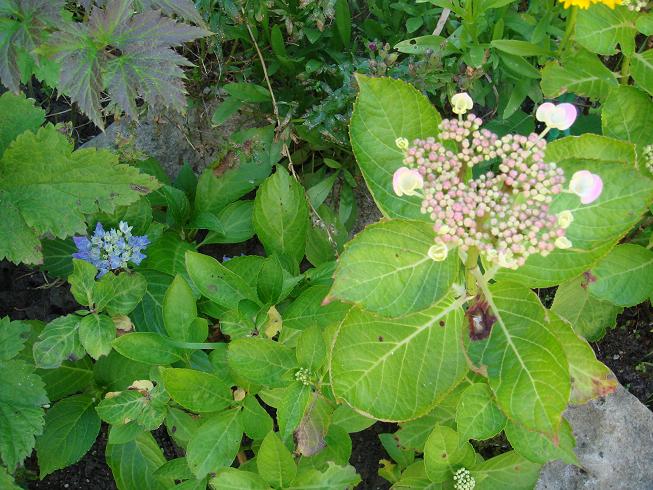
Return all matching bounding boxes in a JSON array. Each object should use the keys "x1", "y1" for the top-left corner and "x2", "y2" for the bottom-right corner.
[{"x1": 73, "y1": 222, "x2": 149, "y2": 278}]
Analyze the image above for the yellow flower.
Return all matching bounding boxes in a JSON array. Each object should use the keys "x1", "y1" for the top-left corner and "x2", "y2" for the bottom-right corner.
[{"x1": 560, "y1": 0, "x2": 621, "y2": 8}]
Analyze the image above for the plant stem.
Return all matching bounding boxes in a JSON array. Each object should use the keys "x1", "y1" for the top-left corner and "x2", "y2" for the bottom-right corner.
[
  {"x1": 465, "y1": 247, "x2": 480, "y2": 297},
  {"x1": 559, "y1": 6, "x2": 578, "y2": 55}
]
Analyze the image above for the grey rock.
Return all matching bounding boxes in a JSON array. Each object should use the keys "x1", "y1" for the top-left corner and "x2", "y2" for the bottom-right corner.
[
  {"x1": 82, "y1": 101, "x2": 253, "y2": 180},
  {"x1": 537, "y1": 385, "x2": 653, "y2": 490}
]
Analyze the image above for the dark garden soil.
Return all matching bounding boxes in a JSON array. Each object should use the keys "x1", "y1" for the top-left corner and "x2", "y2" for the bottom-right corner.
[{"x1": 4, "y1": 259, "x2": 653, "y2": 489}]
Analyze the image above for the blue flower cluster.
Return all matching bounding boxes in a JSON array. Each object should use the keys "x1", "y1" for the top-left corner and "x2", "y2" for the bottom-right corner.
[{"x1": 73, "y1": 222, "x2": 149, "y2": 277}]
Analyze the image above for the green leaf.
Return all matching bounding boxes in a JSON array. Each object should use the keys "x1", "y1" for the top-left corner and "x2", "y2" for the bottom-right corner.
[
  {"x1": 491, "y1": 39, "x2": 551, "y2": 56},
  {"x1": 108, "y1": 422, "x2": 144, "y2": 445},
  {"x1": 38, "y1": 357, "x2": 94, "y2": 402},
  {"x1": 241, "y1": 395, "x2": 273, "y2": 441},
  {"x1": 546, "y1": 313, "x2": 618, "y2": 404},
  {"x1": 328, "y1": 220, "x2": 459, "y2": 317},
  {"x1": 210, "y1": 468, "x2": 270, "y2": 489},
  {"x1": 0, "y1": 466, "x2": 21, "y2": 490},
  {"x1": 161, "y1": 368, "x2": 232, "y2": 413},
  {"x1": 69, "y1": 259, "x2": 97, "y2": 307},
  {"x1": 154, "y1": 457, "x2": 194, "y2": 481},
  {"x1": 0, "y1": 359, "x2": 48, "y2": 470},
  {"x1": 36, "y1": 394, "x2": 101, "y2": 477},
  {"x1": 131, "y1": 270, "x2": 174, "y2": 334},
  {"x1": 227, "y1": 338, "x2": 297, "y2": 387},
  {"x1": 165, "y1": 407, "x2": 200, "y2": 449},
  {"x1": 96, "y1": 391, "x2": 147, "y2": 425},
  {"x1": 0, "y1": 92, "x2": 45, "y2": 155},
  {"x1": 576, "y1": 4, "x2": 637, "y2": 56},
  {"x1": 505, "y1": 418, "x2": 577, "y2": 465},
  {"x1": 455, "y1": 383, "x2": 506, "y2": 441},
  {"x1": 335, "y1": 0, "x2": 352, "y2": 47},
  {"x1": 94, "y1": 271, "x2": 147, "y2": 315},
  {"x1": 201, "y1": 200, "x2": 255, "y2": 245},
  {"x1": 112, "y1": 332, "x2": 184, "y2": 365},
  {"x1": 472, "y1": 451, "x2": 541, "y2": 490},
  {"x1": 107, "y1": 432, "x2": 173, "y2": 490},
  {"x1": 140, "y1": 232, "x2": 195, "y2": 277},
  {"x1": 541, "y1": 48, "x2": 618, "y2": 100},
  {"x1": 350, "y1": 75, "x2": 441, "y2": 219},
  {"x1": 481, "y1": 283, "x2": 569, "y2": 438},
  {"x1": 211, "y1": 96, "x2": 243, "y2": 126},
  {"x1": 331, "y1": 405, "x2": 374, "y2": 434},
  {"x1": 185, "y1": 251, "x2": 259, "y2": 310},
  {"x1": 283, "y1": 285, "x2": 352, "y2": 332},
  {"x1": 78, "y1": 314, "x2": 115, "y2": 360},
  {"x1": 287, "y1": 463, "x2": 361, "y2": 489},
  {"x1": 295, "y1": 394, "x2": 332, "y2": 457},
  {"x1": 631, "y1": 49, "x2": 653, "y2": 96},
  {"x1": 257, "y1": 431, "x2": 297, "y2": 488},
  {"x1": 394, "y1": 35, "x2": 446, "y2": 55},
  {"x1": 93, "y1": 351, "x2": 151, "y2": 391},
  {"x1": 330, "y1": 293, "x2": 467, "y2": 421},
  {"x1": 0, "y1": 316, "x2": 30, "y2": 361},
  {"x1": 41, "y1": 237, "x2": 77, "y2": 278},
  {"x1": 423, "y1": 425, "x2": 474, "y2": 483},
  {"x1": 186, "y1": 410, "x2": 243, "y2": 479},
  {"x1": 163, "y1": 275, "x2": 203, "y2": 342},
  {"x1": 296, "y1": 325, "x2": 327, "y2": 371},
  {"x1": 33, "y1": 314, "x2": 85, "y2": 369},
  {"x1": 277, "y1": 382, "x2": 312, "y2": 448},
  {"x1": 257, "y1": 255, "x2": 285, "y2": 306},
  {"x1": 0, "y1": 126, "x2": 160, "y2": 265},
  {"x1": 224, "y1": 83, "x2": 271, "y2": 102},
  {"x1": 602, "y1": 85, "x2": 653, "y2": 150},
  {"x1": 551, "y1": 275, "x2": 622, "y2": 340},
  {"x1": 588, "y1": 243, "x2": 653, "y2": 307},
  {"x1": 254, "y1": 166, "x2": 310, "y2": 269},
  {"x1": 195, "y1": 127, "x2": 281, "y2": 214}
]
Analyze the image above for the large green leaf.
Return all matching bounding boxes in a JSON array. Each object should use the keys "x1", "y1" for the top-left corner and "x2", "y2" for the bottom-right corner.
[
  {"x1": 163, "y1": 275, "x2": 203, "y2": 342},
  {"x1": 496, "y1": 134, "x2": 653, "y2": 287},
  {"x1": 106, "y1": 432, "x2": 173, "y2": 490},
  {"x1": 78, "y1": 314, "x2": 115, "y2": 360},
  {"x1": 631, "y1": 49, "x2": 653, "y2": 96},
  {"x1": 0, "y1": 126, "x2": 160, "y2": 265},
  {"x1": 131, "y1": 270, "x2": 173, "y2": 334},
  {"x1": 227, "y1": 338, "x2": 297, "y2": 388},
  {"x1": 0, "y1": 92, "x2": 45, "y2": 155},
  {"x1": 161, "y1": 368, "x2": 232, "y2": 413},
  {"x1": 283, "y1": 285, "x2": 352, "y2": 332},
  {"x1": 36, "y1": 394, "x2": 101, "y2": 477},
  {"x1": 546, "y1": 313, "x2": 617, "y2": 405},
  {"x1": 455, "y1": 383, "x2": 506, "y2": 442},
  {"x1": 589, "y1": 243, "x2": 653, "y2": 307},
  {"x1": 551, "y1": 275, "x2": 622, "y2": 341},
  {"x1": 186, "y1": 410, "x2": 243, "y2": 479},
  {"x1": 423, "y1": 425, "x2": 474, "y2": 483},
  {"x1": 602, "y1": 85, "x2": 653, "y2": 150},
  {"x1": 257, "y1": 431, "x2": 297, "y2": 488},
  {"x1": 350, "y1": 74, "x2": 441, "y2": 219},
  {"x1": 253, "y1": 165, "x2": 310, "y2": 269},
  {"x1": 0, "y1": 316, "x2": 30, "y2": 361},
  {"x1": 541, "y1": 48, "x2": 618, "y2": 100},
  {"x1": 185, "y1": 251, "x2": 259, "y2": 310},
  {"x1": 481, "y1": 283, "x2": 569, "y2": 438},
  {"x1": 576, "y1": 5, "x2": 637, "y2": 56},
  {"x1": 210, "y1": 468, "x2": 270, "y2": 489},
  {"x1": 0, "y1": 359, "x2": 48, "y2": 470},
  {"x1": 33, "y1": 315, "x2": 85, "y2": 369},
  {"x1": 472, "y1": 451, "x2": 541, "y2": 490},
  {"x1": 39, "y1": 357, "x2": 94, "y2": 402},
  {"x1": 112, "y1": 332, "x2": 184, "y2": 365},
  {"x1": 328, "y1": 220, "x2": 459, "y2": 317},
  {"x1": 330, "y1": 293, "x2": 467, "y2": 421},
  {"x1": 505, "y1": 418, "x2": 577, "y2": 465}
]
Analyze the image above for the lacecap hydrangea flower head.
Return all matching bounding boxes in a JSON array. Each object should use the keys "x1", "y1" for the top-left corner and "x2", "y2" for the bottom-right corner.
[
  {"x1": 392, "y1": 95, "x2": 603, "y2": 270},
  {"x1": 73, "y1": 222, "x2": 149, "y2": 277}
]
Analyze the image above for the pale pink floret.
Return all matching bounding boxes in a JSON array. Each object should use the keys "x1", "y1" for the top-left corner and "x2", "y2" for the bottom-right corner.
[
  {"x1": 536, "y1": 102, "x2": 577, "y2": 131},
  {"x1": 569, "y1": 170, "x2": 603, "y2": 204},
  {"x1": 392, "y1": 167, "x2": 424, "y2": 196}
]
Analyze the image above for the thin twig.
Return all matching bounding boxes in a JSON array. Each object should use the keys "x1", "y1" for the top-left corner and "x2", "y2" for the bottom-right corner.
[
  {"x1": 433, "y1": 8, "x2": 451, "y2": 36},
  {"x1": 243, "y1": 12, "x2": 339, "y2": 253}
]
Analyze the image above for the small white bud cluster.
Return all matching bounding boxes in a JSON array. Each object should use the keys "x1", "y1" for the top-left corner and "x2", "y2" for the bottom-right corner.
[
  {"x1": 453, "y1": 467, "x2": 476, "y2": 490},
  {"x1": 622, "y1": 0, "x2": 647, "y2": 11},
  {"x1": 295, "y1": 368, "x2": 312, "y2": 386}
]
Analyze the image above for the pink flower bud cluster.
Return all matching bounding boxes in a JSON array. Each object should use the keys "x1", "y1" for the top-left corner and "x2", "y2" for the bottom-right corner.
[{"x1": 402, "y1": 114, "x2": 567, "y2": 269}]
